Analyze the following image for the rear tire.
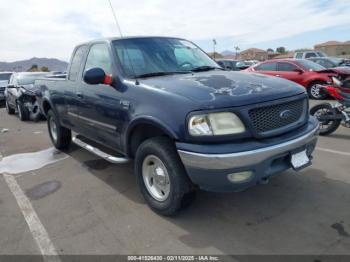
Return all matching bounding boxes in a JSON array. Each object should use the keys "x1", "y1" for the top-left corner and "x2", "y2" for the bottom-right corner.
[
  {"x1": 47, "y1": 110, "x2": 71, "y2": 149},
  {"x1": 135, "y1": 137, "x2": 195, "y2": 216},
  {"x1": 310, "y1": 103, "x2": 341, "y2": 136},
  {"x1": 5, "y1": 99, "x2": 15, "y2": 115},
  {"x1": 17, "y1": 101, "x2": 29, "y2": 121},
  {"x1": 308, "y1": 81, "x2": 327, "y2": 100}
]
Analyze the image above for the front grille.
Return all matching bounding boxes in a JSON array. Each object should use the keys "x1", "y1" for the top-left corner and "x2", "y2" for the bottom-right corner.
[
  {"x1": 0, "y1": 87, "x2": 5, "y2": 92},
  {"x1": 248, "y1": 99, "x2": 306, "y2": 135}
]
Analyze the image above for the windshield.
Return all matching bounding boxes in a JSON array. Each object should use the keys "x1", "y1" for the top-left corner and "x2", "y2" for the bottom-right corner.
[
  {"x1": 17, "y1": 73, "x2": 48, "y2": 85},
  {"x1": 297, "y1": 60, "x2": 326, "y2": 71},
  {"x1": 0, "y1": 73, "x2": 12, "y2": 81},
  {"x1": 113, "y1": 38, "x2": 219, "y2": 78}
]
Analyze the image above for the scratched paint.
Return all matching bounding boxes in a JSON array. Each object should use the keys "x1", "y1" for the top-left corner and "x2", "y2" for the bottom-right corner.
[{"x1": 0, "y1": 148, "x2": 68, "y2": 175}]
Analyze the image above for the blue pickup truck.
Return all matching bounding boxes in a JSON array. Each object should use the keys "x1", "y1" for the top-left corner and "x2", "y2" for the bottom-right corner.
[{"x1": 36, "y1": 37, "x2": 319, "y2": 216}]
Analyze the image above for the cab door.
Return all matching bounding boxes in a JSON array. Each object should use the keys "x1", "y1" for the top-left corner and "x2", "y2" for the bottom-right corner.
[
  {"x1": 77, "y1": 43, "x2": 124, "y2": 150},
  {"x1": 64, "y1": 45, "x2": 89, "y2": 133}
]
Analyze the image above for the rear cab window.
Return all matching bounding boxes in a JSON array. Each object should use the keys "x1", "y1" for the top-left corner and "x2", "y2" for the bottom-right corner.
[{"x1": 68, "y1": 45, "x2": 88, "y2": 81}]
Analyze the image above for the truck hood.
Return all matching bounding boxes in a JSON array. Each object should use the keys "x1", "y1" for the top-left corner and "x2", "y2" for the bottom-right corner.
[{"x1": 139, "y1": 71, "x2": 306, "y2": 108}]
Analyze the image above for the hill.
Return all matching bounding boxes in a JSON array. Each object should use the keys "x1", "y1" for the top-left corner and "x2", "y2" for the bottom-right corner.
[
  {"x1": 220, "y1": 50, "x2": 235, "y2": 56},
  {"x1": 0, "y1": 57, "x2": 68, "y2": 72}
]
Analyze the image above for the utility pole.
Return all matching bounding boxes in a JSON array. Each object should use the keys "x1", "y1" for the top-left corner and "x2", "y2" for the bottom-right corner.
[{"x1": 235, "y1": 46, "x2": 240, "y2": 59}]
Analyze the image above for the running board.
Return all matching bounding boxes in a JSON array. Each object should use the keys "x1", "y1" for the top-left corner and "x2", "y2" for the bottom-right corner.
[{"x1": 72, "y1": 136, "x2": 130, "y2": 164}]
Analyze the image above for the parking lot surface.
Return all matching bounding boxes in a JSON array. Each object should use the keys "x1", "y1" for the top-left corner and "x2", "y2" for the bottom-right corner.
[{"x1": 0, "y1": 100, "x2": 350, "y2": 256}]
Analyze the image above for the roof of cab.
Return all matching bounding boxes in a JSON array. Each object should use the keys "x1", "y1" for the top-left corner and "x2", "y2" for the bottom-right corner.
[{"x1": 77, "y1": 36, "x2": 187, "y2": 46}]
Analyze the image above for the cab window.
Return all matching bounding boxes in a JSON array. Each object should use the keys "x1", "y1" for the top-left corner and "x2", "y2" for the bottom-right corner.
[
  {"x1": 68, "y1": 45, "x2": 88, "y2": 81},
  {"x1": 255, "y1": 62, "x2": 277, "y2": 71},
  {"x1": 85, "y1": 44, "x2": 113, "y2": 75},
  {"x1": 277, "y1": 62, "x2": 297, "y2": 71},
  {"x1": 295, "y1": 53, "x2": 303, "y2": 59},
  {"x1": 305, "y1": 52, "x2": 317, "y2": 59}
]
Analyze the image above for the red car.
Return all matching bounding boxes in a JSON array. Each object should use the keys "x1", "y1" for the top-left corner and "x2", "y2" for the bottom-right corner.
[{"x1": 246, "y1": 59, "x2": 350, "y2": 99}]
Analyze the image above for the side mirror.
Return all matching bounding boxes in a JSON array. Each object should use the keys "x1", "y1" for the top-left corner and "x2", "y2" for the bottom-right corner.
[
  {"x1": 7, "y1": 84, "x2": 15, "y2": 89},
  {"x1": 293, "y1": 68, "x2": 304, "y2": 74},
  {"x1": 83, "y1": 68, "x2": 113, "y2": 85}
]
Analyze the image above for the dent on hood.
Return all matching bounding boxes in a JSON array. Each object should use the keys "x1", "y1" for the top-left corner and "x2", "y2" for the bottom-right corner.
[{"x1": 186, "y1": 74, "x2": 274, "y2": 99}]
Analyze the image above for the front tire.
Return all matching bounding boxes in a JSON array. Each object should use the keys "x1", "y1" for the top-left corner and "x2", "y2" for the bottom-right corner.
[
  {"x1": 310, "y1": 103, "x2": 341, "y2": 136},
  {"x1": 5, "y1": 99, "x2": 15, "y2": 115},
  {"x1": 308, "y1": 81, "x2": 327, "y2": 100},
  {"x1": 17, "y1": 101, "x2": 29, "y2": 121},
  {"x1": 135, "y1": 137, "x2": 195, "y2": 216},
  {"x1": 47, "y1": 110, "x2": 71, "y2": 149}
]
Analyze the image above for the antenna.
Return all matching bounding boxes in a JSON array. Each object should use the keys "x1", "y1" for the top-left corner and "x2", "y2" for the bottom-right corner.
[
  {"x1": 107, "y1": 0, "x2": 139, "y2": 85},
  {"x1": 108, "y1": 0, "x2": 123, "y2": 37}
]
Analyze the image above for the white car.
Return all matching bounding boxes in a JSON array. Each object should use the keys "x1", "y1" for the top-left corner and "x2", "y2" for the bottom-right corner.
[{"x1": 294, "y1": 51, "x2": 327, "y2": 59}]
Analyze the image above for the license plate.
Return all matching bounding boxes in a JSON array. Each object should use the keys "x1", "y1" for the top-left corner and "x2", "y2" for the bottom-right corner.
[{"x1": 291, "y1": 150, "x2": 310, "y2": 170}]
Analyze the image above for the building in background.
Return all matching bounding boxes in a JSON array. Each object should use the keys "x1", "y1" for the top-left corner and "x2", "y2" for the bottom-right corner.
[
  {"x1": 267, "y1": 51, "x2": 281, "y2": 60},
  {"x1": 314, "y1": 41, "x2": 350, "y2": 57},
  {"x1": 274, "y1": 51, "x2": 295, "y2": 59}
]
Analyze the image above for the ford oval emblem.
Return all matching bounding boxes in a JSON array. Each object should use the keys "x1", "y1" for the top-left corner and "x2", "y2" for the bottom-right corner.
[{"x1": 280, "y1": 110, "x2": 293, "y2": 119}]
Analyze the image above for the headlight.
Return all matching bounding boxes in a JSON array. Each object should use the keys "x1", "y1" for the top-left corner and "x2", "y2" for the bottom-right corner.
[
  {"x1": 332, "y1": 77, "x2": 342, "y2": 87},
  {"x1": 189, "y1": 112, "x2": 245, "y2": 136}
]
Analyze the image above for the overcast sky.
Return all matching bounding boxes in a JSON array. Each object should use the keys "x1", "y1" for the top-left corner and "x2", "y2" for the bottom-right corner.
[{"x1": 0, "y1": 0, "x2": 349, "y2": 62}]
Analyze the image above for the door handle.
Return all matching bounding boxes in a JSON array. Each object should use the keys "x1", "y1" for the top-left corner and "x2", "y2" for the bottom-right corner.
[
  {"x1": 76, "y1": 92, "x2": 84, "y2": 99},
  {"x1": 275, "y1": 75, "x2": 281, "y2": 77}
]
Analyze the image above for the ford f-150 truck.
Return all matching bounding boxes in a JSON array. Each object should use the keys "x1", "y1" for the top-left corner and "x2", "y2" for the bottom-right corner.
[{"x1": 36, "y1": 37, "x2": 319, "y2": 216}]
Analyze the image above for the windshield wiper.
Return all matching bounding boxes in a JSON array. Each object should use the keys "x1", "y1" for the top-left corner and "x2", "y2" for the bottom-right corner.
[
  {"x1": 135, "y1": 71, "x2": 189, "y2": 78},
  {"x1": 190, "y1": 66, "x2": 223, "y2": 72}
]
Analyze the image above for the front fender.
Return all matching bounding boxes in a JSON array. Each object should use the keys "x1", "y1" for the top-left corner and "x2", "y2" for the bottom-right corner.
[
  {"x1": 123, "y1": 116, "x2": 180, "y2": 153},
  {"x1": 126, "y1": 116, "x2": 179, "y2": 140}
]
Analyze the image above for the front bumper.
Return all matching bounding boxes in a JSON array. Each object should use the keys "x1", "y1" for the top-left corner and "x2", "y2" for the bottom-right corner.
[{"x1": 177, "y1": 118, "x2": 319, "y2": 192}]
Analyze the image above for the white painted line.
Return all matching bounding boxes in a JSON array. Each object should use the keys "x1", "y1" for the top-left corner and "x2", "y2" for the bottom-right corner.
[
  {"x1": 317, "y1": 147, "x2": 350, "y2": 157},
  {"x1": 3, "y1": 173, "x2": 61, "y2": 262}
]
